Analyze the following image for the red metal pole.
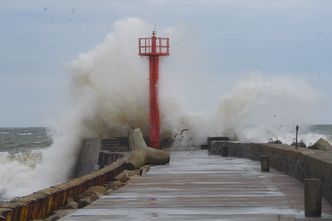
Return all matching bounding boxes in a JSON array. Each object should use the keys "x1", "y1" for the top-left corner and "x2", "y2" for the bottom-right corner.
[
  {"x1": 139, "y1": 31, "x2": 169, "y2": 149},
  {"x1": 149, "y1": 56, "x2": 160, "y2": 148},
  {"x1": 149, "y1": 32, "x2": 160, "y2": 148}
]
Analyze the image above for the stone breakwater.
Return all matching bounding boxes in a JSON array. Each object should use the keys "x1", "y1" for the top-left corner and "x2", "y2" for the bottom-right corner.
[
  {"x1": 0, "y1": 156, "x2": 127, "y2": 221},
  {"x1": 209, "y1": 141, "x2": 332, "y2": 207},
  {"x1": 0, "y1": 128, "x2": 168, "y2": 221}
]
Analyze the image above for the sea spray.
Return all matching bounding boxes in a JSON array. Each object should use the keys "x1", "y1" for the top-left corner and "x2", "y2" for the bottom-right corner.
[
  {"x1": 0, "y1": 18, "x2": 192, "y2": 199},
  {"x1": 238, "y1": 124, "x2": 330, "y2": 145},
  {"x1": 68, "y1": 18, "x2": 150, "y2": 137},
  {"x1": 217, "y1": 73, "x2": 320, "y2": 143},
  {"x1": 0, "y1": 18, "x2": 327, "y2": 199},
  {"x1": 0, "y1": 18, "x2": 151, "y2": 199},
  {"x1": 0, "y1": 101, "x2": 88, "y2": 199}
]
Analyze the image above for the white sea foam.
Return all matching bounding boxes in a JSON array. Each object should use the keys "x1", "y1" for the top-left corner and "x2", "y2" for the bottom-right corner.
[
  {"x1": 0, "y1": 18, "x2": 326, "y2": 199},
  {"x1": 18, "y1": 133, "x2": 33, "y2": 136},
  {"x1": 215, "y1": 73, "x2": 321, "y2": 144}
]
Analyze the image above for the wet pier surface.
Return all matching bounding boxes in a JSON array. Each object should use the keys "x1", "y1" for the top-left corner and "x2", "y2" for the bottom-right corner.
[{"x1": 60, "y1": 150, "x2": 332, "y2": 221}]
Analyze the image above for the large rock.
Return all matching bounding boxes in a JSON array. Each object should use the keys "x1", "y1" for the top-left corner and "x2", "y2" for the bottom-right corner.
[
  {"x1": 125, "y1": 128, "x2": 170, "y2": 170},
  {"x1": 79, "y1": 185, "x2": 107, "y2": 202},
  {"x1": 63, "y1": 198, "x2": 78, "y2": 209},
  {"x1": 309, "y1": 138, "x2": 332, "y2": 151},
  {"x1": 115, "y1": 171, "x2": 131, "y2": 183},
  {"x1": 273, "y1": 140, "x2": 283, "y2": 144},
  {"x1": 140, "y1": 165, "x2": 150, "y2": 176},
  {"x1": 291, "y1": 140, "x2": 307, "y2": 148},
  {"x1": 106, "y1": 180, "x2": 125, "y2": 190},
  {"x1": 77, "y1": 197, "x2": 93, "y2": 208},
  {"x1": 46, "y1": 209, "x2": 74, "y2": 221},
  {"x1": 86, "y1": 186, "x2": 107, "y2": 195}
]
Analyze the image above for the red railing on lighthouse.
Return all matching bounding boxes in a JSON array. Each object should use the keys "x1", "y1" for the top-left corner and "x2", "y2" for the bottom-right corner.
[{"x1": 139, "y1": 31, "x2": 170, "y2": 148}]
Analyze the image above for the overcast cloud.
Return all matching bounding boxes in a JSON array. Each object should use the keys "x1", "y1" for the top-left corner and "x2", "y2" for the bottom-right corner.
[{"x1": 0, "y1": 0, "x2": 331, "y2": 126}]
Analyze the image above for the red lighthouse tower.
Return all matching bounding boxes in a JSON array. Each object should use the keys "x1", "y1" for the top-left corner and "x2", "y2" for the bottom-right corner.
[{"x1": 139, "y1": 31, "x2": 170, "y2": 148}]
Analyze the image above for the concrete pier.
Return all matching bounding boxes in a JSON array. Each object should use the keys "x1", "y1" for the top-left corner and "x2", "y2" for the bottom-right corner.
[{"x1": 60, "y1": 150, "x2": 332, "y2": 221}]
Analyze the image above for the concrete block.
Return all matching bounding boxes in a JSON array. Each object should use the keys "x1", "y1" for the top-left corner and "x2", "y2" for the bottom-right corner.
[
  {"x1": 221, "y1": 145, "x2": 228, "y2": 157},
  {"x1": 305, "y1": 178, "x2": 321, "y2": 217},
  {"x1": 261, "y1": 155, "x2": 270, "y2": 172}
]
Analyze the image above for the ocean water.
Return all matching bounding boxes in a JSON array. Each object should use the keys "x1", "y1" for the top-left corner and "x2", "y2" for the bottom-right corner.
[
  {"x1": 237, "y1": 124, "x2": 332, "y2": 146},
  {"x1": 1, "y1": 125, "x2": 331, "y2": 154},
  {"x1": 0, "y1": 127, "x2": 53, "y2": 200},
  {"x1": 308, "y1": 124, "x2": 332, "y2": 137},
  {"x1": 0, "y1": 127, "x2": 53, "y2": 152}
]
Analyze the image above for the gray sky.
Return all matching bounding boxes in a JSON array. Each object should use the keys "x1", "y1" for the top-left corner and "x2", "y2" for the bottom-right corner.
[{"x1": 1, "y1": 0, "x2": 332, "y2": 126}]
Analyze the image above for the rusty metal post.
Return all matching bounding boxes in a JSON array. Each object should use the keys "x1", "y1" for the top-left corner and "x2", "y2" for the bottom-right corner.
[
  {"x1": 296, "y1": 125, "x2": 299, "y2": 150},
  {"x1": 305, "y1": 178, "x2": 321, "y2": 217}
]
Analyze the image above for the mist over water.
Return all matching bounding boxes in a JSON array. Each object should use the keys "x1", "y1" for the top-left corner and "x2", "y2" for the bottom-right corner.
[
  {"x1": 216, "y1": 73, "x2": 320, "y2": 142},
  {"x1": 0, "y1": 18, "x2": 328, "y2": 199}
]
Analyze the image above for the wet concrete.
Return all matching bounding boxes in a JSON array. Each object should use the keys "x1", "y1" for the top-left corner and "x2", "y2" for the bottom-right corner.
[{"x1": 60, "y1": 150, "x2": 332, "y2": 221}]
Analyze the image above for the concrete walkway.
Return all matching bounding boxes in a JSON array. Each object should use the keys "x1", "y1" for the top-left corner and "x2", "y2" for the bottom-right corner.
[{"x1": 60, "y1": 150, "x2": 332, "y2": 221}]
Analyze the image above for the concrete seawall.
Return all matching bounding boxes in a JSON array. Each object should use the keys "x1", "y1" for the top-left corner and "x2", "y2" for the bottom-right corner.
[
  {"x1": 0, "y1": 156, "x2": 126, "y2": 221},
  {"x1": 209, "y1": 141, "x2": 332, "y2": 206},
  {"x1": 75, "y1": 138, "x2": 129, "y2": 178},
  {"x1": 0, "y1": 132, "x2": 171, "y2": 221}
]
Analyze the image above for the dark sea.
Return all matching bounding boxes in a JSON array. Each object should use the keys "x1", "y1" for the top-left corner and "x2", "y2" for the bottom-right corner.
[
  {"x1": 0, "y1": 127, "x2": 53, "y2": 200},
  {"x1": 0, "y1": 127, "x2": 53, "y2": 152},
  {"x1": 0, "y1": 125, "x2": 332, "y2": 152}
]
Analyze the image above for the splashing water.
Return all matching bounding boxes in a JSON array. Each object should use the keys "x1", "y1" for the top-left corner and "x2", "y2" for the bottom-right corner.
[
  {"x1": 0, "y1": 18, "x2": 195, "y2": 199},
  {"x1": 0, "y1": 18, "x2": 153, "y2": 199},
  {"x1": 216, "y1": 73, "x2": 321, "y2": 142},
  {"x1": 0, "y1": 18, "x2": 327, "y2": 199}
]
